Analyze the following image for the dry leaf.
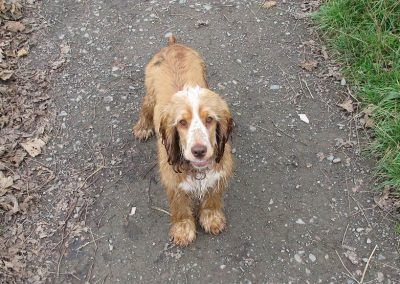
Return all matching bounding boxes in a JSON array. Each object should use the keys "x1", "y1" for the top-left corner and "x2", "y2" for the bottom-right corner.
[
  {"x1": 0, "y1": 69, "x2": 14, "y2": 81},
  {"x1": 8, "y1": 150, "x2": 27, "y2": 167},
  {"x1": 262, "y1": 1, "x2": 277, "y2": 9},
  {"x1": 337, "y1": 99, "x2": 354, "y2": 113},
  {"x1": 300, "y1": 60, "x2": 318, "y2": 71},
  {"x1": 4, "y1": 21, "x2": 25, "y2": 32},
  {"x1": 20, "y1": 138, "x2": 46, "y2": 157},
  {"x1": 17, "y1": 48, "x2": 28, "y2": 57},
  {"x1": 0, "y1": 171, "x2": 13, "y2": 194},
  {"x1": 298, "y1": 113, "x2": 309, "y2": 124}
]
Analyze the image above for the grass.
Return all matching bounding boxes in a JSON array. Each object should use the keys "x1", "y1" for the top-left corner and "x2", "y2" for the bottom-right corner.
[{"x1": 314, "y1": 0, "x2": 400, "y2": 193}]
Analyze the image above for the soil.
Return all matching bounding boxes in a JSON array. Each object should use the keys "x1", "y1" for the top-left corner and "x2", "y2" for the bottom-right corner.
[{"x1": 5, "y1": 0, "x2": 400, "y2": 283}]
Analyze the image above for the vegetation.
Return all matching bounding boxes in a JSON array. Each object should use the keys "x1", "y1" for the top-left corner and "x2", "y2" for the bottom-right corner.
[{"x1": 315, "y1": 0, "x2": 400, "y2": 192}]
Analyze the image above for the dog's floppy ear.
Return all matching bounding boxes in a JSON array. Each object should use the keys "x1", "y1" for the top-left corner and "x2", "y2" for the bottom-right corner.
[
  {"x1": 215, "y1": 112, "x2": 233, "y2": 163},
  {"x1": 159, "y1": 114, "x2": 183, "y2": 172}
]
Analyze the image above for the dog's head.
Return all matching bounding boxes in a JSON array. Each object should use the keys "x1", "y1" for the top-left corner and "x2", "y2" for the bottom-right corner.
[{"x1": 159, "y1": 86, "x2": 233, "y2": 172}]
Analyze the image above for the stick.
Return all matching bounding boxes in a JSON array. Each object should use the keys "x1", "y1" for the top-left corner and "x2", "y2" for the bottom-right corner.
[
  {"x1": 75, "y1": 236, "x2": 105, "y2": 251},
  {"x1": 271, "y1": 120, "x2": 308, "y2": 146},
  {"x1": 342, "y1": 223, "x2": 349, "y2": 245},
  {"x1": 151, "y1": 206, "x2": 171, "y2": 216},
  {"x1": 254, "y1": 124, "x2": 274, "y2": 134},
  {"x1": 360, "y1": 245, "x2": 378, "y2": 284},
  {"x1": 335, "y1": 250, "x2": 360, "y2": 284},
  {"x1": 301, "y1": 79, "x2": 314, "y2": 99}
]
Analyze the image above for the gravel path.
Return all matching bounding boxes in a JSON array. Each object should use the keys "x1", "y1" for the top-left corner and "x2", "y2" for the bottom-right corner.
[{"x1": 28, "y1": 0, "x2": 399, "y2": 283}]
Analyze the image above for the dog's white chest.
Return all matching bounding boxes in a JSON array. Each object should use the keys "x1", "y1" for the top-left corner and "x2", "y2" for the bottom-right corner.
[{"x1": 179, "y1": 170, "x2": 222, "y2": 196}]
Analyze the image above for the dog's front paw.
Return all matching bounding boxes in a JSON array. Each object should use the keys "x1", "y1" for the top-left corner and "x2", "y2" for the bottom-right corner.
[
  {"x1": 199, "y1": 209, "x2": 226, "y2": 235},
  {"x1": 133, "y1": 122, "x2": 154, "y2": 141},
  {"x1": 170, "y1": 219, "x2": 196, "y2": 246}
]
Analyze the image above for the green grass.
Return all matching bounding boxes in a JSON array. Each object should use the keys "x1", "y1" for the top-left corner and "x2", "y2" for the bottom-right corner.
[{"x1": 314, "y1": 0, "x2": 400, "y2": 192}]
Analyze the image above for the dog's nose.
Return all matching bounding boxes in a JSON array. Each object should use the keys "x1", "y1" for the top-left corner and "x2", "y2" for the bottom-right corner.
[{"x1": 191, "y1": 145, "x2": 207, "y2": 159}]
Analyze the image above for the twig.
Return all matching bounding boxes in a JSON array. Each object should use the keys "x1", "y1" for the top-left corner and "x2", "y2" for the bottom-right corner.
[
  {"x1": 335, "y1": 250, "x2": 360, "y2": 284},
  {"x1": 151, "y1": 206, "x2": 171, "y2": 216},
  {"x1": 301, "y1": 79, "x2": 314, "y2": 99},
  {"x1": 342, "y1": 223, "x2": 349, "y2": 245},
  {"x1": 271, "y1": 120, "x2": 308, "y2": 146},
  {"x1": 360, "y1": 245, "x2": 378, "y2": 284},
  {"x1": 75, "y1": 236, "x2": 105, "y2": 251},
  {"x1": 49, "y1": 271, "x2": 81, "y2": 281},
  {"x1": 254, "y1": 124, "x2": 274, "y2": 134},
  {"x1": 349, "y1": 194, "x2": 373, "y2": 228}
]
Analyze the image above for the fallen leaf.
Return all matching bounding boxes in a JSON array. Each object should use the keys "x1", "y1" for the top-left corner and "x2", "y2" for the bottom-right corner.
[
  {"x1": 8, "y1": 150, "x2": 27, "y2": 167},
  {"x1": 298, "y1": 113, "x2": 309, "y2": 124},
  {"x1": 20, "y1": 138, "x2": 46, "y2": 157},
  {"x1": 262, "y1": 0, "x2": 277, "y2": 9},
  {"x1": 300, "y1": 60, "x2": 318, "y2": 71},
  {"x1": 0, "y1": 69, "x2": 14, "y2": 81},
  {"x1": 0, "y1": 194, "x2": 19, "y2": 214},
  {"x1": 17, "y1": 48, "x2": 29, "y2": 57},
  {"x1": 0, "y1": 171, "x2": 13, "y2": 194},
  {"x1": 337, "y1": 99, "x2": 354, "y2": 113},
  {"x1": 4, "y1": 21, "x2": 25, "y2": 32}
]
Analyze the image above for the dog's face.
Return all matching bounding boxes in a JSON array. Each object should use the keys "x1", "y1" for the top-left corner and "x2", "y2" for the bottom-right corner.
[{"x1": 160, "y1": 86, "x2": 233, "y2": 171}]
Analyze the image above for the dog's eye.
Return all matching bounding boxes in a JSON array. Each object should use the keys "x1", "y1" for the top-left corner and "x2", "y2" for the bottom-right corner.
[
  {"x1": 179, "y1": 119, "x2": 187, "y2": 127},
  {"x1": 205, "y1": 116, "x2": 213, "y2": 124}
]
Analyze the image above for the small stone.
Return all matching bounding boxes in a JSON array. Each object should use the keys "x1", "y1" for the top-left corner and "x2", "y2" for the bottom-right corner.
[
  {"x1": 327, "y1": 155, "x2": 334, "y2": 162},
  {"x1": 366, "y1": 238, "x2": 372, "y2": 244},
  {"x1": 306, "y1": 163, "x2": 312, "y2": 168},
  {"x1": 294, "y1": 254, "x2": 302, "y2": 263},
  {"x1": 356, "y1": 227, "x2": 364, "y2": 233},
  {"x1": 165, "y1": 32, "x2": 173, "y2": 38},
  {"x1": 59, "y1": 110, "x2": 68, "y2": 116},
  {"x1": 104, "y1": 95, "x2": 113, "y2": 103},
  {"x1": 203, "y1": 4, "x2": 212, "y2": 11},
  {"x1": 309, "y1": 254, "x2": 316, "y2": 262},
  {"x1": 270, "y1": 85, "x2": 281, "y2": 90},
  {"x1": 295, "y1": 218, "x2": 305, "y2": 225},
  {"x1": 305, "y1": 268, "x2": 311, "y2": 275},
  {"x1": 220, "y1": 264, "x2": 226, "y2": 270},
  {"x1": 341, "y1": 78, "x2": 346, "y2": 86},
  {"x1": 333, "y1": 158, "x2": 341, "y2": 164},
  {"x1": 231, "y1": 148, "x2": 236, "y2": 154},
  {"x1": 377, "y1": 272, "x2": 384, "y2": 282},
  {"x1": 179, "y1": 0, "x2": 186, "y2": 4},
  {"x1": 249, "y1": 125, "x2": 257, "y2": 132},
  {"x1": 378, "y1": 254, "x2": 385, "y2": 260},
  {"x1": 269, "y1": 199, "x2": 273, "y2": 205}
]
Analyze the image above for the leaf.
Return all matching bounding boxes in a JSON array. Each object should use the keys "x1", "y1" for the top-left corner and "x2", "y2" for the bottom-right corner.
[
  {"x1": 4, "y1": 21, "x2": 25, "y2": 32},
  {"x1": 0, "y1": 171, "x2": 13, "y2": 195},
  {"x1": 262, "y1": 1, "x2": 277, "y2": 9},
  {"x1": 0, "y1": 69, "x2": 14, "y2": 81},
  {"x1": 300, "y1": 60, "x2": 318, "y2": 71},
  {"x1": 298, "y1": 113, "x2": 309, "y2": 124},
  {"x1": 337, "y1": 99, "x2": 354, "y2": 113},
  {"x1": 8, "y1": 150, "x2": 27, "y2": 167},
  {"x1": 20, "y1": 138, "x2": 46, "y2": 157},
  {"x1": 17, "y1": 48, "x2": 29, "y2": 57}
]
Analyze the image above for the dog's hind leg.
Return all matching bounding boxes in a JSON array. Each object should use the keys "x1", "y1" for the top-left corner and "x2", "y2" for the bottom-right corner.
[{"x1": 133, "y1": 86, "x2": 156, "y2": 141}]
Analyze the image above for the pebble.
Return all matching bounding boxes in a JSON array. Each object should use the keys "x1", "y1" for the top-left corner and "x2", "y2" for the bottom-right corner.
[
  {"x1": 377, "y1": 272, "x2": 384, "y2": 282},
  {"x1": 59, "y1": 110, "x2": 68, "y2": 116},
  {"x1": 295, "y1": 218, "x2": 305, "y2": 225},
  {"x1": 249, "y1": 125, "x2": 257, "y2": 132},
  {"x1": 332, "y1": 158, "x2": 341, "y2": 164},
  {"x1": 309, "y1": 254, "x2": 316, "y2": 262},
  {"x1": 294, "y1": 254, "x2": 302, "y2": 263},
  {"x1": 104, "y1": 95, "x2": 113, "y2": 103},
  {"x1": 341, "y1": 78, "x2": 346, "y2": 86},
  {"x1": 327, "y1": 155, "x2": 334, "y2": 162},
  {"x1": 366, "y1": 238, "x2": 372, "y2": 244},
  {"x1": 231, "y1": 148, "x2": 237, "y2": 154},
  {"x1": 270, "y1": 85, "x2": 281, "y2": 90},
  {"x1": 356, "y1": 227, "x2": 364, "y2": 233},
  {"x1": 378, "y1": 254, "x2": 385, "y2": 260}
]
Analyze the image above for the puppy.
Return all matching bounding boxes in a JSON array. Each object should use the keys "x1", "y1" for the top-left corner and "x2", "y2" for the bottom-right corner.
[{"x1": 133, "y1": 36, "x2": 233, "y2": 246}]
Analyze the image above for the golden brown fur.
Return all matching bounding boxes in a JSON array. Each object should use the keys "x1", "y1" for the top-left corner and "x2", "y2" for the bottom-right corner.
[{"x1": 133, "y1": 36, "x2": 233, "y2": 246}]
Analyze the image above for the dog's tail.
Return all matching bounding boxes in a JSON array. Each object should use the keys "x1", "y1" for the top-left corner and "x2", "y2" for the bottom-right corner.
[{"x1": 167, "y1": 34, "x2": 177, "y2": 46}]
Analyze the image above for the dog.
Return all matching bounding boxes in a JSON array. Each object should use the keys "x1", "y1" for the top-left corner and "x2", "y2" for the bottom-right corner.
[{"x1": 133, "y1": 35, "x2": 233, "y2": 246}]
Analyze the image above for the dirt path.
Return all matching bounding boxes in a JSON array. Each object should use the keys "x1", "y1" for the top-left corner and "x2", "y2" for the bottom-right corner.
[{"x1": 26, "y1": 0, "x2": 399, "y2": 283}]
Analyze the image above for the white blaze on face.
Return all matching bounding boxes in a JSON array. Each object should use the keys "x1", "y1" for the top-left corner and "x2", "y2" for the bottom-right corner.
[{"x1": 176, "y1": 86, "x2": 212, "y2": 161}]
